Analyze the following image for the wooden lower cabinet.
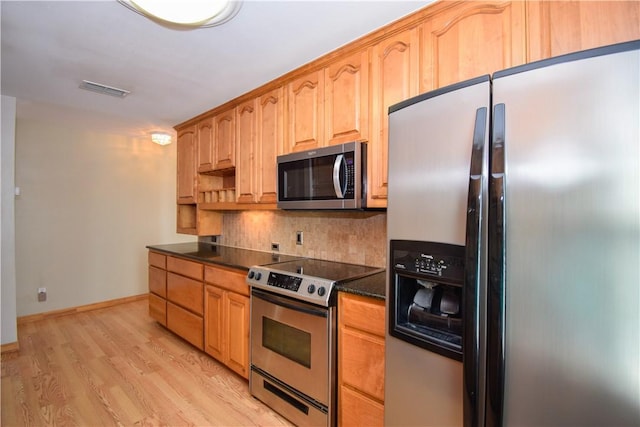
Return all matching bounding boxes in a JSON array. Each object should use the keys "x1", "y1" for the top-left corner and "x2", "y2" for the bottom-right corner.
[
  {"x1": 148, "y1": 253, "x2": 249, "y2": 376},
  {"x1": 338, "y1": 292, "x2": 386, "y2": 426},
  {"x1": 148, "y1": 251, "x2": 204, "y2": 350},
  {"x1": 148, "y1": 251, "x2": 167, "y2": 325},
  {"x1": 204, "y1": 265, "x2": 250, "y2": 379},
  {"x1": 148, "y1": 293, "x2": 166, "y2": 326},
  {"x1": 167, "y1": 302, "x2": 204, "y2": 350},
  {"x1": 167, "y1": 272, "x2": 203, "y2": 315},
  {"x1": 340, "y1": 385, "x2": 385, "y2": 427}
]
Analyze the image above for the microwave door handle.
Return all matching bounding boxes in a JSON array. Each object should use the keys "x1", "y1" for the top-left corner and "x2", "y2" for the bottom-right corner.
[{"x1": 333, "y1": 154, "x2": 346, "y2": 198}]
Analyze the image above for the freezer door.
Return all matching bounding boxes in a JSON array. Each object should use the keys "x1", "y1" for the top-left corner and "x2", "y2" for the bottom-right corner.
[
  {"x1": 386, "y1": 76, "x2": 491, "y2": 427},
  {"x1": 489, "y1": 42, "x2": 640, "y2": 426},
  {"x1": 387, "y1": 76, "x2": 490, "y2": 245}
]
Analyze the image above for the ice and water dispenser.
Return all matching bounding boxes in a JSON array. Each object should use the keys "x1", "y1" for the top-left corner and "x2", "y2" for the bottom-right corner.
[{"x1": 389, "y1": 240, "x2": 465, "y2": 361}]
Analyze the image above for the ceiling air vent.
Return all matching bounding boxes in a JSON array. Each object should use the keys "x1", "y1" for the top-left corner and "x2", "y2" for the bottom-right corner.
[{"x1": 79, "y1": 80, "x2": 130, "y2": 98}]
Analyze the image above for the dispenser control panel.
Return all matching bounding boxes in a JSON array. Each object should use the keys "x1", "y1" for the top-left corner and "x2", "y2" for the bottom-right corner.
[{"x1": 393, "y1": 245, "x2": 464, "y2": 282}]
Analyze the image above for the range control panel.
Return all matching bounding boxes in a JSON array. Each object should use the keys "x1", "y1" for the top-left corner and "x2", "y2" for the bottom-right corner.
[{"x1": 246, "y1": 266, "x2": 335, "y2": 307}]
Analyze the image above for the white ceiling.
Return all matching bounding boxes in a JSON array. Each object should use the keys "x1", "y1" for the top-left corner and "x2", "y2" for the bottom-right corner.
[{"x1": 1, "y1": 0, "x2": 432, "y2": 138}]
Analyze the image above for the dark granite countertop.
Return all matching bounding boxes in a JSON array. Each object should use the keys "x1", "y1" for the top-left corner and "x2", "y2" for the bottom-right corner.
[
  {"x1": 146, "y1": 242, "x2": 302, "y2": 271},
  {"x1": 147, "y1": 242, "x2": 386, "y2": 300},
  {"x1": 336, "y1": 271, "x2": 386, "y2": 300}
]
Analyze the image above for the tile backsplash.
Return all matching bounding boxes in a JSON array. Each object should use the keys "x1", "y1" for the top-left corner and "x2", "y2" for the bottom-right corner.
[{"x1": 217, "y1": 210, "x2": 387, "y2": 267}]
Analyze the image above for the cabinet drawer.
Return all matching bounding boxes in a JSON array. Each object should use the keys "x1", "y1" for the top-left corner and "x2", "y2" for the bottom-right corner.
[
  {"x1": 148, "y1": 251, "x2": 166, "y2": 269},
  {"x1": 339, "y1": 385, "x2": 384, "y2": 427},
  {"x1": 167, "y1": 302, "x2": 203, "y2": 350},
  {"x1": 149, "y1": 265, "x2": 166, "y2": 297},
  {"x1": 339, "y1": 293, "x2": 385, "y2": 337},
  {"x1": 167, "y1": 272, "x2": 203, "y2": 315},
  {"x1": 204, "y1": 265, "x2": 249, "y2": 296},
  {"x1": 167, "y1": 256, "x2": 203, "y2": 280},
  {"x1": 339, "y1": 327, "x2": 385, "y2": 401},
  {"x1": 148, "y1": 293, "x2": 166, "y2": 326}
]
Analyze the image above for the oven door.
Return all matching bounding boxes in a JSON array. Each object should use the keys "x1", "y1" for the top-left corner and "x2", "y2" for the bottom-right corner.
[{"x1": 251, "y1": 288, "x2": 331, "y2": 405}]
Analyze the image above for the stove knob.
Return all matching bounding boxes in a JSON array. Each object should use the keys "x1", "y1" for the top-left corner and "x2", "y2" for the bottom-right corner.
[
  {"x1": 307, "y1": 284, "x2": 316, "y2": 294},
  {"x1": 255, "y1": 272, "x2": 262, "y2": 281},
  {"x1": 247, "y1": 271, "x2": 255, "y2": 279},
  {"x1": 317, "y1": 286, "x2": 326, "y2": 297}
]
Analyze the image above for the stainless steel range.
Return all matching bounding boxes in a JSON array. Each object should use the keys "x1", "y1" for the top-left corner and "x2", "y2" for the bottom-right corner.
[{"x1": 246, "y1": 259, "x2": 383, "y2": 427}]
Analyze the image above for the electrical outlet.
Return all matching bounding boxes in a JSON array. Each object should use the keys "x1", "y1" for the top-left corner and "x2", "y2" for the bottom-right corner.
[
  {"x1": 37, "y1": 287, "x2": 47, "y2": 302},
  {"x1": 296, "y1": 231, "x2": 303, "y2": 246},
  {"x1": 271, "y1": 242, "x2": 280, "y2": 252}
]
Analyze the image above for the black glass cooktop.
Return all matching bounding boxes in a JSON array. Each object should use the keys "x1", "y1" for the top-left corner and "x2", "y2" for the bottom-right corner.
[{"x1": 263, "y1": 258, "x2": 384, "y2": 283}]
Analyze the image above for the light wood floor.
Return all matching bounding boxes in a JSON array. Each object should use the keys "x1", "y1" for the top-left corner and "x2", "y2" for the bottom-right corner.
[{"x1": 1, "y1": 298, "x2": 293, "y2": 426}]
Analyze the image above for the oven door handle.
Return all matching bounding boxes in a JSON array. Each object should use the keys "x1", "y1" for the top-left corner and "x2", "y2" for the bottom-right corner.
[{"x1": 251, "y1": 288, "x2": 328, "y2": 318}]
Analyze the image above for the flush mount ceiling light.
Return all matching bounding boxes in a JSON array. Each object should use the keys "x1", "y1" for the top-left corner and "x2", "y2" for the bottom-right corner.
[
  {"x1": 151, "y1": 132, "x2": 172, "y2": 146},
  {"x1": 118, "y1": 0, "x2": 242, "y2": 28}
]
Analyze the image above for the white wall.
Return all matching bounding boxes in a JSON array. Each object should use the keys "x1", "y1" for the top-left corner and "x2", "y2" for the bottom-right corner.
[
  {"x1": 14, "y1": 107, "x2": 194, "y2": 317},
  {"x1": 1, "y1": 95, "x2": 18, "y2": 345}
]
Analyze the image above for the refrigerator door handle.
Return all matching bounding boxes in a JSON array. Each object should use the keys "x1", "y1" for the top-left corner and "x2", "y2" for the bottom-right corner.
[
  {"x1": 463, "y1": 106, "x2": 488, "y2": 427},
  {"x1": 486, "y1": 103, "x2": 506, "y2": 427}
]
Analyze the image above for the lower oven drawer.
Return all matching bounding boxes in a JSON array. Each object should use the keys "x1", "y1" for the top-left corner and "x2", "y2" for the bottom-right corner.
[{"x1": 251, "y1": 367, "x2": 328, "y2": 427}]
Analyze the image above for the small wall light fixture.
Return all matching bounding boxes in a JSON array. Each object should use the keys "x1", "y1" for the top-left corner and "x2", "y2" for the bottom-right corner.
[{"x1": 151, "y1": 132, "x2": 172, "y2": 146}]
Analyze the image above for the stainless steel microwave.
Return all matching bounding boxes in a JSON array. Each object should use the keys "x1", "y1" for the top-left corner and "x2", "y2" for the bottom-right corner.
[{"x1": 277, "y1": 141, "x2": 367, "y2": 209}]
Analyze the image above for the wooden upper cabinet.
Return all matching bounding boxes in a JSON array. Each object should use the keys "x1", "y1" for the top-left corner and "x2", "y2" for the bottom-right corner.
[
  {"x1": 420, "y1": 1, "x2": 527, "y2": 92},
  {"x1": 197, "y1": 118, "x2": 215, "y2": 173},
  {"x1": 369, "y1": 28, "x2": 420, "y2": 208},
  {"x1": 286, "y1": 69, "x2": 324, "y2": 153},
  {"x1": 526, "y1": 1, "x2": 640, "y2": 62},
  {"x1": 257, "y1": 87, "x2": 284, "y2": 204},
  {"x1": 324, "y1": 49, "x2": 370, "y2": 146},
  {"x1": 176, "y1": 125, "x2": 198, "y2": 204},
  {"x1": 236, "y1": 99, "x2": 257, "y2": 204},
  {"x1": 214, "y1": 109, "x2": 236, "y2": 170}
]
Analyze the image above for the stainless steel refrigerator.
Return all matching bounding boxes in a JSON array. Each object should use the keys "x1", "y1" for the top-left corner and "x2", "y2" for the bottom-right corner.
[{"x1": 385, "y1": 40, "x2": 640, "y2": 426}]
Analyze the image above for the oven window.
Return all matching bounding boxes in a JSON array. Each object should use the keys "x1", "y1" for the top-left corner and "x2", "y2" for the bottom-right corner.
[{"x1": 262, "y1": 317, "x2": 311, "y2": 368}]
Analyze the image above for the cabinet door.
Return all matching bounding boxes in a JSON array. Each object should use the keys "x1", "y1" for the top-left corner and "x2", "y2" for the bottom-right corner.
[
  {"x1": 197, "y1": 117, "x2": 215, "y2": 173},
  {"x1": 148, "y1": 266, "x2": 166, "y2": 298},
  {"x1": 420, "y1": 1, "x2": 526, "y2": 91},
  {"x1": 214, "y1": 109, "x2": 236, "y2": 170},
  {"x1": 204, "y1": 285, "x2": 225, "y2": 361},
  {"x1": 148, "y1": 251, "x2": 166, "y2": 269},
  {"x1": 325, "y1": 49, "x2": 369, "y2": 146},
  {"x1": 167, "y1": 272, "x2": 203, "y2": 315},
  {"x1": 225, "y1": 292, "x2": 250, "y2": 379},
  {"x1": 370, "y1": 29, "x2": 420, "y2": 208},
  {"x1": 526, "y1": 0, "x2": 640, "y2": 62},
  {"x1": 257, "y1": 87, "x2": 284, "y2": 204},
  {"x1": 167, "y1": 256, "x2": 203, "y2": 280},
  {"x1": 338, "y1": 293, "x2": 386, "y2": 426},
  {"x1": 148, "y1": 293, "x2": 167, "y2": 326},
  {"x1": 176, "y1": 126, "x2": 198, "y2": 204},
  {"x1": 340, "y1": 328, "x2": 386, "y2": 401},
  {"x1": 286, "y1": 69, "x2": 324, "y2": 153},
  {"x1": 167, "y1": 302, "x2": 203, "y2": 350},
  {"x1": 236, "y1": 99, "x2": 257, "y2": 204},
  {"x1": 340, "y1": 385, "x2": 384, "y2": 427}
]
